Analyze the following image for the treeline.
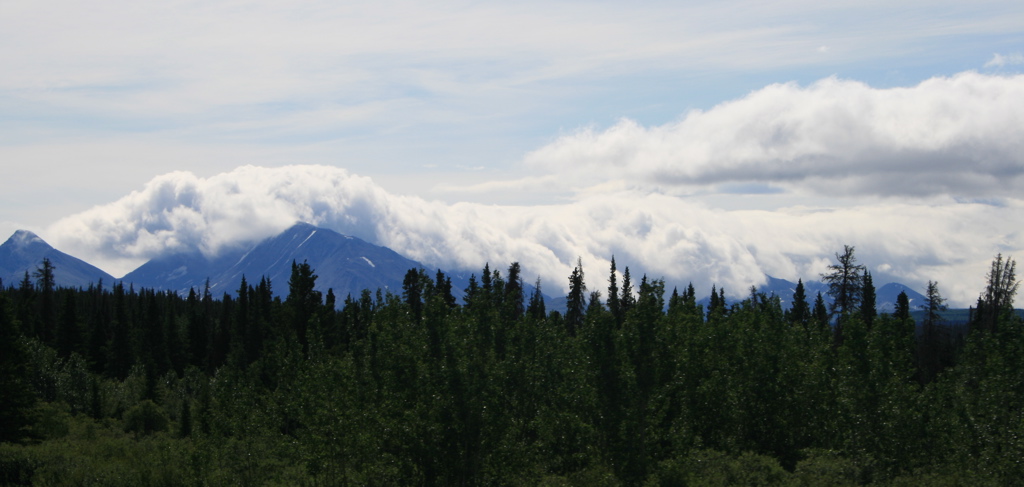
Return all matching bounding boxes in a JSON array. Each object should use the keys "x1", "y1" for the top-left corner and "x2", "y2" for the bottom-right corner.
[{"x1": 0, "y1": 251, "x2": 1021, "y2": 485}]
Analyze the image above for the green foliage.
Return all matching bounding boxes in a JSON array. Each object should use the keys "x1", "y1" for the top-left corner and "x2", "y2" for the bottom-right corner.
[
  {"x1": 0, "y1": 296, "x2": 37, "y2": 444},
  {"x1": 2, "y1": 254, "x2": 1022, "y2": 485},
  {"x1": 123, "y1": 400, "x2": 169, "y2": 436},
  {"x1": 646, "y1": 449, "x2": 791, "y2": 487}
]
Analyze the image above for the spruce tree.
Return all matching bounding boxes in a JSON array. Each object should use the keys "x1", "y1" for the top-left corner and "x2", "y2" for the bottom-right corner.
[
  {"x1": 527, "y1": 278, "x2": 546, "y2": 320},
  {"x1": 504, "y1": 262, "x2": 525, "y2": 321},
  {"x1": 620, "y1": 266, "x2": 635, "y2": 317},
  {"x1": 788, "y1": 279, "x2": 811, "y2": 334},
  {"x1": 288, "y1": 260, "x2": 321, "y2": 359},
  {"x1": 435, "y1": 269, "x2": 457, "y2": 310},
  {"x1": 57, "y1": 290, "x2": 82, "y2": 358},
  {"x1": 919, "y1": 281, "x2": 946, "y2": 384},
  {"x1": 812, "y1": 292, "x2": 829, "y2": 336},
  {"x1": 565, "y1": 258, "x2": 586, "y2": 337},
  {"x1": 608, "y1": 257, "x2": 622, "y2": 325},
  {"x1": 34, "y1": 258, "x2": 57, "y2": 344},
  {"x1": 822, "y1": 245, "x2": 865, "y2": 345},
  {"x1": 861, "y1": 271, "x2": 877, "y2": 329},
  {"x1": 402, "y1": 268, "x2": 424, "y2": 323},
  {"x1": 973, "y1": 254, "x2": 1019, "y2": 333}
]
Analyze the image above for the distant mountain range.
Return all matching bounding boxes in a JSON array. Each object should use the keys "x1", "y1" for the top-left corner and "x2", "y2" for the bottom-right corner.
[
  {"x1": 753, "y1": 275, "x2": 927, "y2": 314},
  {"x1": 1, "y1": 223, "x2": 932, "y2": 314}
]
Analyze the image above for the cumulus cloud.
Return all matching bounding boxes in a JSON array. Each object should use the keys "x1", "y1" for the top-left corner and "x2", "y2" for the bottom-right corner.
[
  {"x1": 46, "y1": 165, "x2": 1023, "y2": 307},
  {"x1": 524, "y1": 72, "x2": 1024, "y2": 198}
]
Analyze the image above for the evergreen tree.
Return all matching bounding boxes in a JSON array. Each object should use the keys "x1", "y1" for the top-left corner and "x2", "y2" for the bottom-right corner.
[
  {"x1": 288, "y1": 260, "x2": 321, "y2": 359},
  {"x1": 34, "y1": 257, "x2": 57, "y2": 344},
  {"x1": 481, "y1": 263, "x2": 493, "y2": 297},
  {"x1": 141, "y1": 289, "x2": 170, "y2": 376},
  {"x1": 464, "y1": 274, "x2": 479, "y2": 304},
  {"x1": 56, "y1": 290, "x2": 82, "y2": 358},
  {"x1": 402, "y1": 268, "x2": 425, "y2": 323},
  {"x1": 709, "y1": 285, "x2": 720, "y2": 316},
  {"x1": 708, "y1": 285, "x2": 729, "y2": 322},
  {"x1": 322, "y1": 288, "x2": 337, "y2": 350},
  {"x1": 186, "y1": 287, "x2": 207, "y2": 368},
  {"x1": 565, "y1": 258, "x2": 586, "y2": 337},
  {"x1": 812, "y1": 291, "x2": 829, "y2": 335},
  {"x1": 250, "y1": 276, "x2": 272, "y2": 358},
  {"x1": 667, "y1": 287, "x2": 682, "y2": 315},
  {"x1": 504, "y1": 262, "x2": 525, "y2": 322},
  {"x1": 208, "y1": 293, "x2": 232, "y2": 371},
  {"x1": 435, "y1": 269, "x2": 457, "y2": 310},
  {"x1": 683, "y1": 282, "x2": 700, "y2": 316},
  {"x1": 165, "y1": 293, "x2": 185, "y2": 376},
  {"x1": 923, "y1": 281, "x2": 946, "y2": 327},
  {"x1": 919, "y1": 280, "x2": 946, "y2": 384},
  {"x1": 608, "y1": 257, "x2": 622, "y2": 326},
  {"x1": 526, "y1": 278, "x2": 546, "y2": 320},
  {"x1": 107, "y1": 282, "x2": 133, "y2": 379},
  {"x1": 87, "y1": 283, "x2": 110, "y2": 372},
  {"x1": 620, "y1": 266, "x2": 635, "y2": 317},
  {"x1": 822, "y1": 245, "x2": 865, "y2": 345},
  {"x1": 973, "y1": 254, "x2": 1019, "y2": 333},
  {"x1": 15, "y1": 272, "x2": 36, "y2": 338},
  {"x1": 788, "y1": 279, "x2": 811, "y2": 333},
  {"x1": 893, "y1": 290, "x2": 911, "y2": 322},
  {"x1": 233, "y1": 276, "x2": 252, "y2": 366},
  {"x1": 861, "y1": 271, "x2": 877, "y2": 329}
]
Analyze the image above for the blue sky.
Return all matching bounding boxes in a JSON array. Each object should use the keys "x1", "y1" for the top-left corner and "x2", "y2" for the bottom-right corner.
[{"x1": 2, "y1": 1, "x2": 1023, "y2": 305}]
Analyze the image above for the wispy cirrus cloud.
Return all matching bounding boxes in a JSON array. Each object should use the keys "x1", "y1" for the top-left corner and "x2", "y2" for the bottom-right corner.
[{"x1": 985, "y1": 52, "x2": 1024, "y2": 68}]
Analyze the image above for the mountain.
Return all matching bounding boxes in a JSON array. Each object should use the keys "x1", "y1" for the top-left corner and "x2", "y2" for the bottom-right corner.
[
  {"x1": 116, "y1": 249, "x2": 243, "y2": 296},
  {"x1": 754, "y1": 276, "x2": 831, "y2": 309},
  {"x1": 876, "y1": 282, "x2": 926, "y2": 313},
  {"x1": 3, "y1": 225, "x2": 930, "y2": 317},
  {"x1": 690, "y1": 275, "x2": 927, "y2": 314},
  {"x1": 0, "y1": 230, "x2": 115, "y2": 289},
  {"x1": 122, "y1": 222, "x2": 428, "y2": 300},
  {"x1": 756, "y1": 276, "x2": 926, "y2": 313}
]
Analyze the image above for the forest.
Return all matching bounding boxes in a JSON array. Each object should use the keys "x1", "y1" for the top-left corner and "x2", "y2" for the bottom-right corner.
[{"x1": 0, "y1": 248, "x2": 1021, "y2": 486}]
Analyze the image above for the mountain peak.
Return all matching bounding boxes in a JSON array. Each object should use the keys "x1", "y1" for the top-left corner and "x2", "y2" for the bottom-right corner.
[
  {"x1": 4, "y1": 229, "x2": 49, "y2": 249},
  {"x1": 0, "y1": 230, "x2": 113, "y2": 288},
  {"x1": 287, "y1": 221, "x2": 317, "y2": 231},
  {"x1": 122, "y1": 223, "x2": 425, "y2": 301}
]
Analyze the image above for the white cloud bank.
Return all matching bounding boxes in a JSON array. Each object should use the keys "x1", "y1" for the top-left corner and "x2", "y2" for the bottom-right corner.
[
  {"x1": 39, "y1": 72, "x2": 1024, "y2": 307},
  {"x1": 525, "y1": 72, "x2": 1024, "y2": 197},
  {"x1": 45, "y1": 165, "x2": 1023, "y2": 308}
]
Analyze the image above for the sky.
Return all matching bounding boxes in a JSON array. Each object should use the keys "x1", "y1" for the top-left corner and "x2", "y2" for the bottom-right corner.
[{"x1": 2, "y1": 0, "x2": 1023, "y2": 306}]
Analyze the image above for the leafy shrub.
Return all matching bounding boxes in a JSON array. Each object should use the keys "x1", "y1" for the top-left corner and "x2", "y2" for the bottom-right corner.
[{"x1": 122, "y1": 400, "x2": 168, "y2": 436}]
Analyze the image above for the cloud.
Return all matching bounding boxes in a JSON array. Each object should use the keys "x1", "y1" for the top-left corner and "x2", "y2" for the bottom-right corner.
[
  {"x1": 5, "y1": 1, "x2": 1023, "y2": 146},
  {"x1": 45, "y1": 165, "x2": 1023, "y2": 307},
  {"x1": 524, "y1": 72, "x2": 1024, "y2": 198},
  {"x1": 985, "y1": 52, "x2": 1024, "y2": 68}
]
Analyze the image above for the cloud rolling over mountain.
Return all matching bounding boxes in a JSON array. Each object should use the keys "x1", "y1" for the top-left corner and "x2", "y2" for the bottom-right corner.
[{"x1": 45, "y1": 162, "x2": 1023, "y2": 308}]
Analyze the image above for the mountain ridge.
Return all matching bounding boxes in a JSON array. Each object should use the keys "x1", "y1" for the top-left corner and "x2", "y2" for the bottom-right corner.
[
  {"x1": 0, "y1": 226, "x2": 935, "y2": 315},
  {"x1": 121, "y1": 222, "x2": 429, "y2": 300},
  {"x1": 0, "y1": 230, "x2": 114, "y2": 289}
]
